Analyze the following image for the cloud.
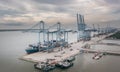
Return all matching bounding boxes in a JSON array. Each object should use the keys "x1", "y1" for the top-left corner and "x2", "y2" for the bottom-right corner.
[
  {"x1": 0, "y1": 8, "x2": 24, "y2": 17},
  {"x1": 104, "y1": 0, "x2": 120, "y2": 4},
  {"x1": 0, "y1": 0, "x2": 120, "y2": 29},
  {"x1": 0, "y1": 22, "x2": 24, "y2": 26},
  {"x1": 32, "y1": 0, "x2": 74, "y2": 5}
]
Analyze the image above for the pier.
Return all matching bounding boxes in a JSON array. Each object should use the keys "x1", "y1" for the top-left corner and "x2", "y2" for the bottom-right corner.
[
  {"x1": 20, "y1": 14, "x2": 119, "y2": 64},
  {"x1": 91, "y1": 42, "x2": 120, "y2": 46},
  {"x1": 20, "y1": 32, "x2": 117, "y2": 63},
  {"x1": 81, "y1": 49, "x2": 120, "y2": 56}
]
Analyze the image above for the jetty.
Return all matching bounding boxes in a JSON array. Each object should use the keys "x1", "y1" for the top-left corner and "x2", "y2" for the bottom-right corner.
[
  {"x1": 20, "y1": 32, "x2": 116, "y2": 63},
  {"x1": 81, "y1": 49, "x2": 120, "y2": 56},
  {"x1": 20, "y1": 14, "x2": 118, "y2": 64}
]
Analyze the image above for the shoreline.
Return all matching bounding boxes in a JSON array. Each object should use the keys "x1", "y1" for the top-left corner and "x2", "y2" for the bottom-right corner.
[{"x1": 20, "y1": 32, "x2": 115, "y2": 63}]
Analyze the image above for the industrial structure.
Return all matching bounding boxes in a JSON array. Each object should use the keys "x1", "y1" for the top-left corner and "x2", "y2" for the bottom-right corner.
[
  {"x1": 25, "y1": 20, "x2": 71, "y2": 54},
  {"x1": 77, "y1": 14, "x2": 91, "y2": 41},
  {"x1": 21, "y1": 13, "x2": 118, "y2": 72},
  {"x1": 24, "y1": 13, "x2": 117, "y2": 54}
]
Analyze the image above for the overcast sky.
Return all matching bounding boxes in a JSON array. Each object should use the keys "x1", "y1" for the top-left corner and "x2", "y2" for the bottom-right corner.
[{"x1": 0, "y1": 0, "x2": 120, "y2": 29}]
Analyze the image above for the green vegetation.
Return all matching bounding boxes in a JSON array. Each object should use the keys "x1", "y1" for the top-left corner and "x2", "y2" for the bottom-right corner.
[{"x1": 108, "y1": 31, "x2": 120, "y2": 39}]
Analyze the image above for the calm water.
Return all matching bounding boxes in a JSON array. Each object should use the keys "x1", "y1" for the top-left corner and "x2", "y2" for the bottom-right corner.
[{"x1": 0, "y1": 31, "x2": 120, "y2": 72}]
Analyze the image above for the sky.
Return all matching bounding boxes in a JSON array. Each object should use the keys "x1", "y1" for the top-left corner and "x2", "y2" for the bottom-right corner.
[{"x1": 0, "y1": 0, "x2": 120, "y2": 29}]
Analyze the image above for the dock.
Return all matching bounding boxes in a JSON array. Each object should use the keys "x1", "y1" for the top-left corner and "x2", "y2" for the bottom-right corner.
[
  {"x1": 20, "y1": 33, "x2": 117, "y2": 63},
  {"x1": 81, "y1": 49, "x2": 120, "y2": 56},
  {"x1": 20, "y1": 13, "x2": 118, "y2": 64}
]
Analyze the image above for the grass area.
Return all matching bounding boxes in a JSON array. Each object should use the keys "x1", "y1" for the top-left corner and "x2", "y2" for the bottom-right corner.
[{"x1": 108, "y1": 31, "x2": 120, "y2": 39}]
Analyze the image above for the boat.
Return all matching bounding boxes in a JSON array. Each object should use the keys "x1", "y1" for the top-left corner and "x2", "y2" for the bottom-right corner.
[
  {"x1": 34, "y1": 62, "x2": 55, "y2": 71},
  {"x1": 25, "y1": 40, "x2": 68, "y2": 54},
  {"x1": 56, "y1": 61, "x2": 73, "y2": 69},
  {"x1": 92, "y1": 52, "x2": 104, "y2": 60},
  {"x1": 92, "y1": 55, "x2": 100, "y2": 60},
  {"x1": 25, "y1": 44, "x2": 39, "y2": 54},
  {"x1": 65, "y1": 56, "x2": 75, "y2": 62},
  {"x1": 34, "y1": 62, "x2": 46, "y2": 70},
  {"x1": 25, "y1": 48, "x2": 39, "y2": 54}
]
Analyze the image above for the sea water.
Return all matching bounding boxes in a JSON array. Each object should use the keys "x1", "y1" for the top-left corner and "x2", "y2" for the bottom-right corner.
[{"x1": 0, "y1": 31, "x2": 120, "y2": 72}]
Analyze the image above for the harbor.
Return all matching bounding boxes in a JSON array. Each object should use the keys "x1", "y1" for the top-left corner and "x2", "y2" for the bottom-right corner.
[
  {"x1": 19, "y1": 13, "x2": 119, "y2": 71},
  {"x1": 0, "y1": 28, "x2": 120, "y2": 72},
  {"x1": 0, "y1": 0, "x2": 120, "y2": 72},
  {"x1": 20, "y1": 32, "x2": 117, "y2": 63}
]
